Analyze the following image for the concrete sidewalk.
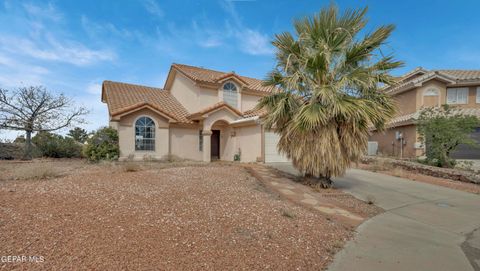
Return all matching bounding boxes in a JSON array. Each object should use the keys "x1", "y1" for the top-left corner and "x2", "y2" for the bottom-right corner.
[{"x1": 268, "y1": 163, "x2": 480, "y2": 271}]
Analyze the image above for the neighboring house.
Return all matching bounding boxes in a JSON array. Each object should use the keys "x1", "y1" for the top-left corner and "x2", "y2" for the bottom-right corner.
[
  {"x1": 102, "y1": 63, "x2": 289, "y2": 162},
  {"x1": 369, "y1": 67, "x2": 480, "y2": 158}
]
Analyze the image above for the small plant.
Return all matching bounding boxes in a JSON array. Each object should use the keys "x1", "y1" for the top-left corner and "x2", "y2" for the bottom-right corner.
[
  {"x1": 281, "y1": 208, "x2": 296, "y2": 219},
  {"x1": 366, "y1": 195, "x2": 376, "y2": 205},
  {"x1": 456, "y1": 160, "x2": 474, "y2": 171}
]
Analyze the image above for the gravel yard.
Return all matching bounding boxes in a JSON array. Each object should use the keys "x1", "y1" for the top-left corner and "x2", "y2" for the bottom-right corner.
[{"x1": 1, "y1": 160, "x2": 360, "y2": 270}]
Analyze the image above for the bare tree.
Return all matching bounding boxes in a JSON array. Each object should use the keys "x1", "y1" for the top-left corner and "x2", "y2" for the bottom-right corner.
[{"x1": 0, "y1": 86, "x2": 88, "y2": 159}]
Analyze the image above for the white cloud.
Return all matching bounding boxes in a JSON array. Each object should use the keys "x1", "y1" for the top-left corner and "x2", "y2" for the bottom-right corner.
[
  {"x1": 86, "y1": 82, "x2": 102, "y2": 95},
  {"x1": 142, "y1": 0, "x2": 164, "y2": 19},
  {"x1": 0, "y1": 34, "x2": 116, "y2": 66},
  {"x1": 0, "y1": 53, "x2": 49, "y2": 87},
  {"x1": 81, "y1": 15, "x2": 138, "y2": 41},
  {"x1": 238, "y1": 29, "x2": 274, "y2": 55},
  {"x1": 23, "y1": 2, "x2": 63, "y2": 22}
]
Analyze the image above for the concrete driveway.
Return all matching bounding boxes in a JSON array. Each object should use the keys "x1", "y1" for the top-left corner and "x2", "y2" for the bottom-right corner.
[{"x1": 268, "y1": 163, "x2": 480, "y2": 271}]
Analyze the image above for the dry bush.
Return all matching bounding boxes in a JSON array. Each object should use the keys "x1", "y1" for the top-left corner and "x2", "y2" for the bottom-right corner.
[
  {"x1": 161, "y1": 154, "x2": 184, "y2": 163},
  {"x1": 11, "y1": 164, "x2": 62, "y2": 180},
  {"x1": 280, "y1": 208, "x2": 296, "y2": 219},
  {"x1": 369, "y1": 159, "x2": 394, "y2": 172},
  {"x1": 391, "y1": 167, "x2": 405, "y2": 177},
  {"x1": 122, "y1": 162, "x2": 142, "y2": 172}
]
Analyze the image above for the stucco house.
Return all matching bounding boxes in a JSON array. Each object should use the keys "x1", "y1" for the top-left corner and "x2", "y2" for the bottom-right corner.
[
  {"x1": 369, "y1": 67, "x2": 480, "y2": 158},
  {"x1": 102, "y1": 63, "x2": 289, "y2": 162}
]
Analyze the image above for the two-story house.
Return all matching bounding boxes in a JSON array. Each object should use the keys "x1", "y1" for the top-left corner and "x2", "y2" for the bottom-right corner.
[
  {"x1": 102, "y1": 63, "x2": 289, "y2": 162},
  {"x1": 369, "y1": 67, "x2": 480, "y2": 158}
]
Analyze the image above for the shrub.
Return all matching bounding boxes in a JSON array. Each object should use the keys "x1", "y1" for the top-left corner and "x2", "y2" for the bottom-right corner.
[
  {"x1": 32, "y1": 132, "x2": 82, "y2": 158},
  {"x1": 417, "y1": 105, "x2": 480, "y2": 168},
  {"x1": 83, "y1": 127, "x2": 119, "y2": 162}
]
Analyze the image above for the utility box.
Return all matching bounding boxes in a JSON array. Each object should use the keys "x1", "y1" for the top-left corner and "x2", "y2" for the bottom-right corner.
[{"x1": 367, "y1": 141, "x2": 378, "y2": 156}]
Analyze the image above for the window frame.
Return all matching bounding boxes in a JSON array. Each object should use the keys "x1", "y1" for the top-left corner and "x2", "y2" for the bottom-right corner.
[
  {"x1": 134, "y1": 116, "x2": 156, "y2": 151},
  {"x1": 199, "y1": 130, "x2": 203, "y2": 152},
  {"x1": 423, "y1": 88, "x2": 439, "y2": 96},
  {"x1": 476, "y1": 87, "x2": 480, "y2": 104},
  {"x1": 446, "y1": 87, "x2": 468, "y2": 105},
  {"x1": 222, "y1": 81, "x2": 238, "y2": 108}
]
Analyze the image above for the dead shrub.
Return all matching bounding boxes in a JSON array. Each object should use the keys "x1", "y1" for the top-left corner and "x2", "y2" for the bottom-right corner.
[
  {"x1": 12, "y1": 164, "x2": 62, "y2": 180},
  {"x1": 161, "y1": 154, "x2": 184, "y2": 163},
  {"x1": 369, "y1": 159, "x2": 394, "y2": 172},
  {"x1": 391, "y1": 167, "x2": 405, "y2": 177},
  {"x1": 280, "y1": 208, "x2": 296, "y2": 219},
  {"x1": 122, "y1": 162, "x2": 141, "y2": 172}
]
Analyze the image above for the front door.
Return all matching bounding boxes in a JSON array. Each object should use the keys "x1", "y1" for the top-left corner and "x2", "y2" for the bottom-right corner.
[{"x1": 211, "y1": 130, "x2": 220, "y2": 160}]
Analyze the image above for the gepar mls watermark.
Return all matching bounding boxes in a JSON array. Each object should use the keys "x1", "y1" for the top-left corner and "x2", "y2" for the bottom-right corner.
[{"x1": 1, "y1": 255, "x2": 44, "y2": 263}]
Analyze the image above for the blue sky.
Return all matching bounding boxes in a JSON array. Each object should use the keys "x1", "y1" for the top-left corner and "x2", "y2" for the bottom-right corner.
[{"x1": 1, "y1": 0, "x2": 480, "y2": 139}]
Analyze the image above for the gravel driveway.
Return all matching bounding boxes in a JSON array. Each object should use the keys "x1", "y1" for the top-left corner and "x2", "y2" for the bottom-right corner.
[{"x1": 0, "y1": 162, "x2": 355, "y2": 270}]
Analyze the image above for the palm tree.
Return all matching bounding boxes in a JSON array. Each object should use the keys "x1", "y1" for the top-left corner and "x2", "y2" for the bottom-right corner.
[{"x1": 257, "y1": 5, "x2": 403, "y2": 188}]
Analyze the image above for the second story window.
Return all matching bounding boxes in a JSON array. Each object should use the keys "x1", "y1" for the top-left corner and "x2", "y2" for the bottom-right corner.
[
  {"x1": 476, "y1": 87, "x2": 480, "y2": 103},
  {"x1": 223, "y1": 82, "x2": 238, "y2": 108},
  {"x1": 446, "y1": 87, "x2": 468, "y2": 105}
]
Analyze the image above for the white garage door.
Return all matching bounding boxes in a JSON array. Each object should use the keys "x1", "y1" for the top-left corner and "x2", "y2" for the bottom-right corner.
[{"x1": 264, "y1": 131, "x2": 290, "y2": 163}]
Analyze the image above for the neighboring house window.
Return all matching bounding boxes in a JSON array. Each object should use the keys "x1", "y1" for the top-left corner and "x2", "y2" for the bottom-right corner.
[
  {"x1": 199, "y1": 130, "x2": 203, "y2": 151},
  {"x1": 446, "y1": 88, "x2": 468, "y2": 104},
  {"x1": 135, "y1": 116, "x2": 155, "y2": 151},
  {"x1": 477, "y1": 87, "x2": 480, "y2": 103},
  {"x1": 424, "y1": 88, "x2": 439, "y2": 96},
  {"x1": 223, "y1": 82, "x2": 238, "y2": 108}
]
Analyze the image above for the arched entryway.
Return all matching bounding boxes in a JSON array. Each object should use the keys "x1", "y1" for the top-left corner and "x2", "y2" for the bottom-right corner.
[{"x1": 210, "y1": 120, "x2": 229, "y2": 160}]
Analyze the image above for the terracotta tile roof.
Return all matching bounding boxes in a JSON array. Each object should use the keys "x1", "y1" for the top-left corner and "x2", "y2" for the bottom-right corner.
[
  {"x1": 386, "y1": 67, "x2": 480, "y2": 94},
  {"x1": 102, "y1": 80, "x2": 191, "y2": 123},
  {"x1": 187, "y1": 102, "x2": 243, "y2": 120},
  {"x1": 172, "y1": 63, "x2": 275, "y2": 94},
  {"x1": 372, "y1": 108, "x2": 480, "y2": 130},
  {"x1": 437, "y1": 70, "x2": 480, "y2": 81},
  {"x1": 243, "y1": 107, "x2": 267, "y2": 118}
]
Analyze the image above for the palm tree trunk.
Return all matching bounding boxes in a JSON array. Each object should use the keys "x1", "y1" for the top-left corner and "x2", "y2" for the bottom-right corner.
[{"x1": 304, "y1": 173, "x2": 333, "y2": 189}]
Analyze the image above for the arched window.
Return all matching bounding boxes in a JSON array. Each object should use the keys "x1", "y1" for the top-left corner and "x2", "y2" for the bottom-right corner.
[
  {"x1": 424, "y1": 88, "x2": 439, "y2": 96},
  {"x1": 423, "y1": 88, "x2": 440, "y2": 107},
  {"x1": 135, "y1": 116, "x2": 155, "y2": 151},
  {"x1": 223, "y1": 82, "x2": 238, "y2": 108}
]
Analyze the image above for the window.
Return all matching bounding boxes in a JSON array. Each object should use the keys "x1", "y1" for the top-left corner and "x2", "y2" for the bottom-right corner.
[
  {"x1": 199, "y1": 130, "x2": 203, "y2": 151},
  {"x1": 135, "y1": 116, "x2": 155, "y2": 151},
  {"x1": 223, "y1": 82, "x2": 238, "y2": 108},
  {"x1": 424, "y1": 88, "x2": 439, "y2": 96},
  {"x1": 446, "y1": 88, "x2": 468, "y2": 104},
  {"x1": 477, "y1": 87, "x2": 480, "y2": 103}
]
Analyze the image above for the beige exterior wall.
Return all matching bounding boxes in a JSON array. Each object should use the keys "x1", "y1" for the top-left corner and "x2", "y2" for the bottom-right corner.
[
  {"x1": 415, "y1": 80, "x2": 446, "y2": 109},
  {"x1": 169, "y1": 126, "x2": 203, "y2": 161},
  {"x1": 369, "y1": 124, "x2": 422, "y2": 158},
  {"x1": 114, "y1": 108, "x2": 170, "y2": 160},
  {"x1": 396, "y1": 80, "x2": 480, "y2": 111},
  {"x1": 169, "y1": 73, "x2": 219, "y2": 113},
  {"x1": 394, "y1": 88, "x2": 417, "y2": 115},
  {"x1": 241, "y1": 94, "x2": 260, "y2": 112},
  {"x1": 235, "y1": 125, "x2": 262, "y2": 162},
  {"x1": 169, "y1": 73, "x2": 263, "y2": 114}
]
